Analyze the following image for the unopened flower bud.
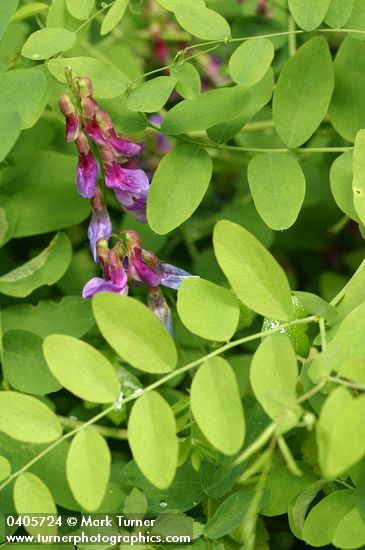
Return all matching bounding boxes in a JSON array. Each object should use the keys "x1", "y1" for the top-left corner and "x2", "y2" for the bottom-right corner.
[{"x1": 75, "y1": 76, "x2": 93, "y2": 97}]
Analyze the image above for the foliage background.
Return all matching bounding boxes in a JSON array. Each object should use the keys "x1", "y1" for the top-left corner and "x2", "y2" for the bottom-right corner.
[{"x1": 2, "y1": 0, "x2": 365, "y2": 548}]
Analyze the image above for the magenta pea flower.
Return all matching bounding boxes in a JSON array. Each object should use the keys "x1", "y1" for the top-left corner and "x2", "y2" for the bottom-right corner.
[
  {"x1": 87, "y1": 188, "x2": 112, "y2": 263},
  {"x1": 128, "y1": 247, "x2": 161, "y2": 288},
  {"x1": 75, "y1": 133, "x2": 98, "y2": 198},
  {"x1": 59, "y1": 94, "x2": 79, "y2": 142},
  {"x1": 148, "y1": 287, "x2": 173, "y2": 335},
  {"x1": 83, "y1": 248, "x2": 128, "y2": 298}
]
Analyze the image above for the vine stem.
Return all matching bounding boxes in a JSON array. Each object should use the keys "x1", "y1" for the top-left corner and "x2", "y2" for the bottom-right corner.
[
  {"x1": 58, "y1": 415, "x2": 128, "y2": 440},
  {"x1": 127, "y1": 27, "x2": 365, "y2": 91},
  {"x1": 171, "y1": 135, "x2": 353, "y2": 155},
  {"x1": 0, "y1": 315, "x2": 317, "y2": 492}
]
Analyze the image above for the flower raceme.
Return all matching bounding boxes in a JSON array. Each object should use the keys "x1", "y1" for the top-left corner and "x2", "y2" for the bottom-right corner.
[
  {"x1": 82, "y1": 231, "x2": 195, "y2": 333},
  {"x1": 59, "y1": 70, "x2": 149, "y2": 221},
  {"x1": 60, "y1": 71, "x2": 196, "y2": 333}
]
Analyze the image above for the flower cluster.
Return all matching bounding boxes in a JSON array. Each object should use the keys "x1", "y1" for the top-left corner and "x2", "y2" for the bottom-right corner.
[
  {"x1": 83, "y1": 228, "x2": 193, "y2": 334},
  {"x1": 59, "y1": 69, "x2": 148, "y2": 221},
  {"x1": 59, "y1": 71, "x2": 195, "y2": 333}
]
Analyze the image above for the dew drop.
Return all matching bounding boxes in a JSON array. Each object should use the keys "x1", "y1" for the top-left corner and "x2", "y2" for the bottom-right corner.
[
  {"x1": 159, "y1": 500, "x2": 167, "y2": 508},
  {"x1": 32, "y1": 54, "x2": 41, "y2": 59},
  {"x1": 355, "y1": 189, "x2": 362, "y2": 196}
]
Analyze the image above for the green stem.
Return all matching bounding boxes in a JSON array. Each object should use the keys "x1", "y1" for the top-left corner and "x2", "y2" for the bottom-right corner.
[
  {"x1": 58, "y1": 415, "x2": 128, "y2": 440},
  {"x1": 75, "y1": 1, "x2": 116, "y2": 34},
  {"x1": 168, "y1": 134, "x2": 353, "y2": 154},
  {"x1": 328, "y1": 376, "x2": 365, "y2": 392},
  {"x1": 0, "y1": 316, "x2": 316, "y2": 492}
]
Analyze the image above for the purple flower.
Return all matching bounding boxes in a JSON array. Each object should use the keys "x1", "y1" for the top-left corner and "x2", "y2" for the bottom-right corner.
[
  {"x1": 82, "y1": 248, "x2": 128, "y2": 298},
  {"x1": 105, "y1": 162, "x2": 149, "y2": 194},
  {"x1": 148, "y1": 287, "x2": 173, "y2": 335},
  {"x1": 59, "y1": 94, "x2": 79, "y2": 142},
  {"x1": 128, "y1": 247, "x2": 161, "y2": 288},
  {"x1": 115, "y1": 186, "x2": 148, "y2": 223},
  {"x1": 107, "y1": 129, "x2": 144, "y2": 159},
  {"x1": 149, "y1": 115, "x2": 171, "y2": 153},
  {"x1": 76, "y1": 150, "x2": 98, "y2": 198},
  {"x1": 155, "y1": 263, "x2": 196, "y2": 290},
  {"x1": 88, "y1": 189, "x2": 113, "y2": 263},
  {"x1": 82, "y1": 277, "x2": 128, "y2": 298}
]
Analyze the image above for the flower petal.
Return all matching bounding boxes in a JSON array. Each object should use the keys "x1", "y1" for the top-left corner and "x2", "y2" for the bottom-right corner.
[
  {"x1": 76, "y1": 150, "x2": 98, "y2": 198},
  {"x1": 148, "y1": 287, "x2": 173, "y2": 335},
  {"x1": 82, "y1": 277, "x2": 128, "y2": 298},
  {"x1": 155, "y1": 263, "x2": 197, "y2": 290},
  {"x1": 87, "y1": 208, "x2": 112, "y2": 263}
]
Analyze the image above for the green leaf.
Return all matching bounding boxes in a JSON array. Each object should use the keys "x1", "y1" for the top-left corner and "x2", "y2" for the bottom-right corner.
[
  {"x1": 11, "y1": 3, "x2": 49, "y2": 22},
  {"x1": 0, "y1": 0, "x2": 19, "y2": 39},
  {"x1": 0, "y1": 196, "x2": 18, "y2": 248},
  {"x1": 3, "y1": 151, "x2": 90, "y2": 237},
  {"x1": 0, "y1": 391, "x2": 61, "y2": 443},
  {"x1": 250, "y1": 334, "x2": 299, "y2": 432},
  {"x1": 303, "y1": 489, "x2": 355, "y2": 546},
  {"x1": 0, "y1": 69, "x2": 47, "y2": 129},
  {"x1": 292, "y1": 291, "x2": 337, "y2": 322},
  {"x1": 247, "y1": 153, "x2": 306, "y2": 230},
  {"x1": 43, "y1": 335, "x2": 121, "y2": 403},
  {"x1": 0, "y1": 110, "x2": 21, "y2": 163},
  {"x1": 156, "y1": 0, "x2": 205, "y2": 10},
  {"x1": 0, "y1": 232, "x2": 72, "y2": 297},
  {"x1": 21, "y1": 28, "x2": 76, "y2": 60},
  {"x1": 273, "y1": 37, "x2": 334, "y2": 148},
  {"x1": 324, "y1": 0, "x2": 354, "y2": 27},
  {"x1": 207, "y1": 69, "x2": 274, "y2": 143},
  {"x1": 204, "y1": 491, "x2": 268, "y2": 539},
  {"x1": 330, "y1": 152, "x2": 359, "y2": 221},
  {"x1": 332, "y1": 506, "x2": 365, "y2": 548},
  {"x1": 127, "y1": 76, "x2": 177, "y2": 113},
  {"x1": 329, "y1": 37, "x2": 365, "y2": 142},
  {"x1": 48, "y1": 56, "x2": 128, "y2": 98},
  {"x1": 288, "y1": 480, "x2": 328, "y2": 539},
  {"x1": 171, "y1": 62, "x2": 201, "y2": 100},
  {"x1": 0, "y1": 456, "x2": 11, "y2": 482},
  {"x1": 66, "y1": 0, "x2": 94, "y2": 20},
  {"x1": 0, "y1": 232, "x2": 72, "y2": 298},
  {"x1": 229, "y1": 38, "x2": 274, "y2": 87},
  {"x1": 161, "y1": 86, "x2": 249, "y2": 134},
  {"x1": 338, "y1": 360, "x2": 365, "y2": 385},
  {"x1": 173, "y1": 4, "x2": 230, "y2": 40},
  {"x1": 14, "y1": 473, "x2": 58, "y2": 534},
  {"x1": 128, "y1": 391, "x2": 178, "y2": 489},
  {"x1": 147, "y1": 145, "x2": 213, "y2": 234},
  {"x1": 261, "y1": 463, "x2": 318, "y2": 516},
  {"x1": 177, "y1": 278, "x2": 239, "y2": 341},
  {"x1": 101, "y1": 0, "x2": 128, "y2": 35},
  {"x1": 317, "y1": 387, "x2": 365, "y2": 478},
  {"x1": 67, "y1": 428, "x2": 110, "y2": 511},
  {"x1": 2, "y1": 296, "x2": 94, "y2": 338},
  {"x1": 310, "y1": 302, "x2": 365, "y2": 379},
  {"x1": 353, "y1": 130, "x2": 365, "y2": 224},
  {"x1": 92, "y1": 294, "x2": 177, "y2": 373},
  {"x1": 2, "y1": 330, "x2": 61, "y2": 395},
  {"x1": 213, "y1": 220, "x2": 293, "y2": 320},
  {"x1": 29, "y1": 441, "x2": 79, "y2": 510},
  {"x1": 190, "y1": 357, "x2": 245, "y2": 455},
  {"x1": 288, "y1": 0, "x2": 331, "y2": 30}
]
